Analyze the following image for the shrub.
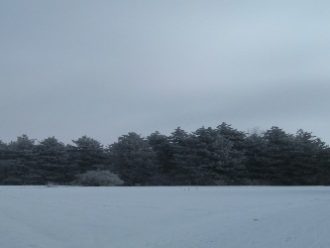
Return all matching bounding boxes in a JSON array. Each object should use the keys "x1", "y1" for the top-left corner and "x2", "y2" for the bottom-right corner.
[{"x1": 74, "y1": 170, "x2": 124, "y2": 186}]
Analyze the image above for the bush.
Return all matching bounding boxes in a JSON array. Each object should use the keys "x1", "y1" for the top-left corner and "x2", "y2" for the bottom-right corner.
[{"x1": 74, "y1": 170, "x2": 124, "y2": 186}]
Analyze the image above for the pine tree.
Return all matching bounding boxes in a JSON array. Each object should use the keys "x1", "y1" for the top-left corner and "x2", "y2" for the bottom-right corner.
[
  {"x1": 109, "y1": 132, "x2": 158, "y2": 185},
  {"x1": 69, "y1": 136, "x2": 106, "y2": 172}
]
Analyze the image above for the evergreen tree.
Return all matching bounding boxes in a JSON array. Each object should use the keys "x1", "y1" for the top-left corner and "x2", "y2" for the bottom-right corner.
[
  {"x1": 109, "y1": 132, "x2": 158, "y2": 185},
  {"x1": 147, "y1": 131, "x2": 173, "y2": 184},
  {"x1": 68, "y1": 136, "x2": 106, "y2": 172},
  {"x1": 6, "y1": 135, "x2": 37, "y2": 184},
  {"x1": 216, "y1": 122, "x2": 246, "y2": 150},
  {"x1": 34, "y1": 137, "x2": 73, "y2": 183},
  {"x1": 167, "y1": 127, "x2": 196, "y2": 184},
  {"x1": 261, "y1": 127, "x2": 296, "y2": 184},
  {"x1": 0, "y1": 123, "x2": 329, "y2": 186},
  {"x1": 291, "y1": 130, "x2": 329, "y2": 184}
]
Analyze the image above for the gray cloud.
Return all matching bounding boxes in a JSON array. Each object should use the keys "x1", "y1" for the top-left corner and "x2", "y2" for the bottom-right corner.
[{"x1": 1, "y1": 0, "x2": 330, "y2": 144}]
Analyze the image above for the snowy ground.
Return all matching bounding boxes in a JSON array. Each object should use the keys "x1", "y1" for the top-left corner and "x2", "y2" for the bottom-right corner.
[{"x1": 0, "y1": 186, "x2": 329, "y2": 248}]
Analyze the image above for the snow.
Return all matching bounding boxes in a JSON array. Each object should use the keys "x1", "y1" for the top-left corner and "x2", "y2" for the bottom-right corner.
[{"x1": 0, "y1": 186, "x2": 329, "y2": 248}]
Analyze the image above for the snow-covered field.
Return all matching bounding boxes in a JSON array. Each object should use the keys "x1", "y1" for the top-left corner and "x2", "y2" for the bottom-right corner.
[{"x1": 0, "y1": 186, "x2": 329, "y2": 248}]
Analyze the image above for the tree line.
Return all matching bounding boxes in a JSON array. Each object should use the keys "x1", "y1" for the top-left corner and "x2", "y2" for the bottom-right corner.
[{"x1": 0, "y1": 123, "x2": 329, "y2": 186}]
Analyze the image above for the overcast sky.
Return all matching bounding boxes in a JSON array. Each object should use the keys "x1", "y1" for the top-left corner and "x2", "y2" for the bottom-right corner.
[{"x1": 1, "y1": 0, "x2": 330, "y2": 144}]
